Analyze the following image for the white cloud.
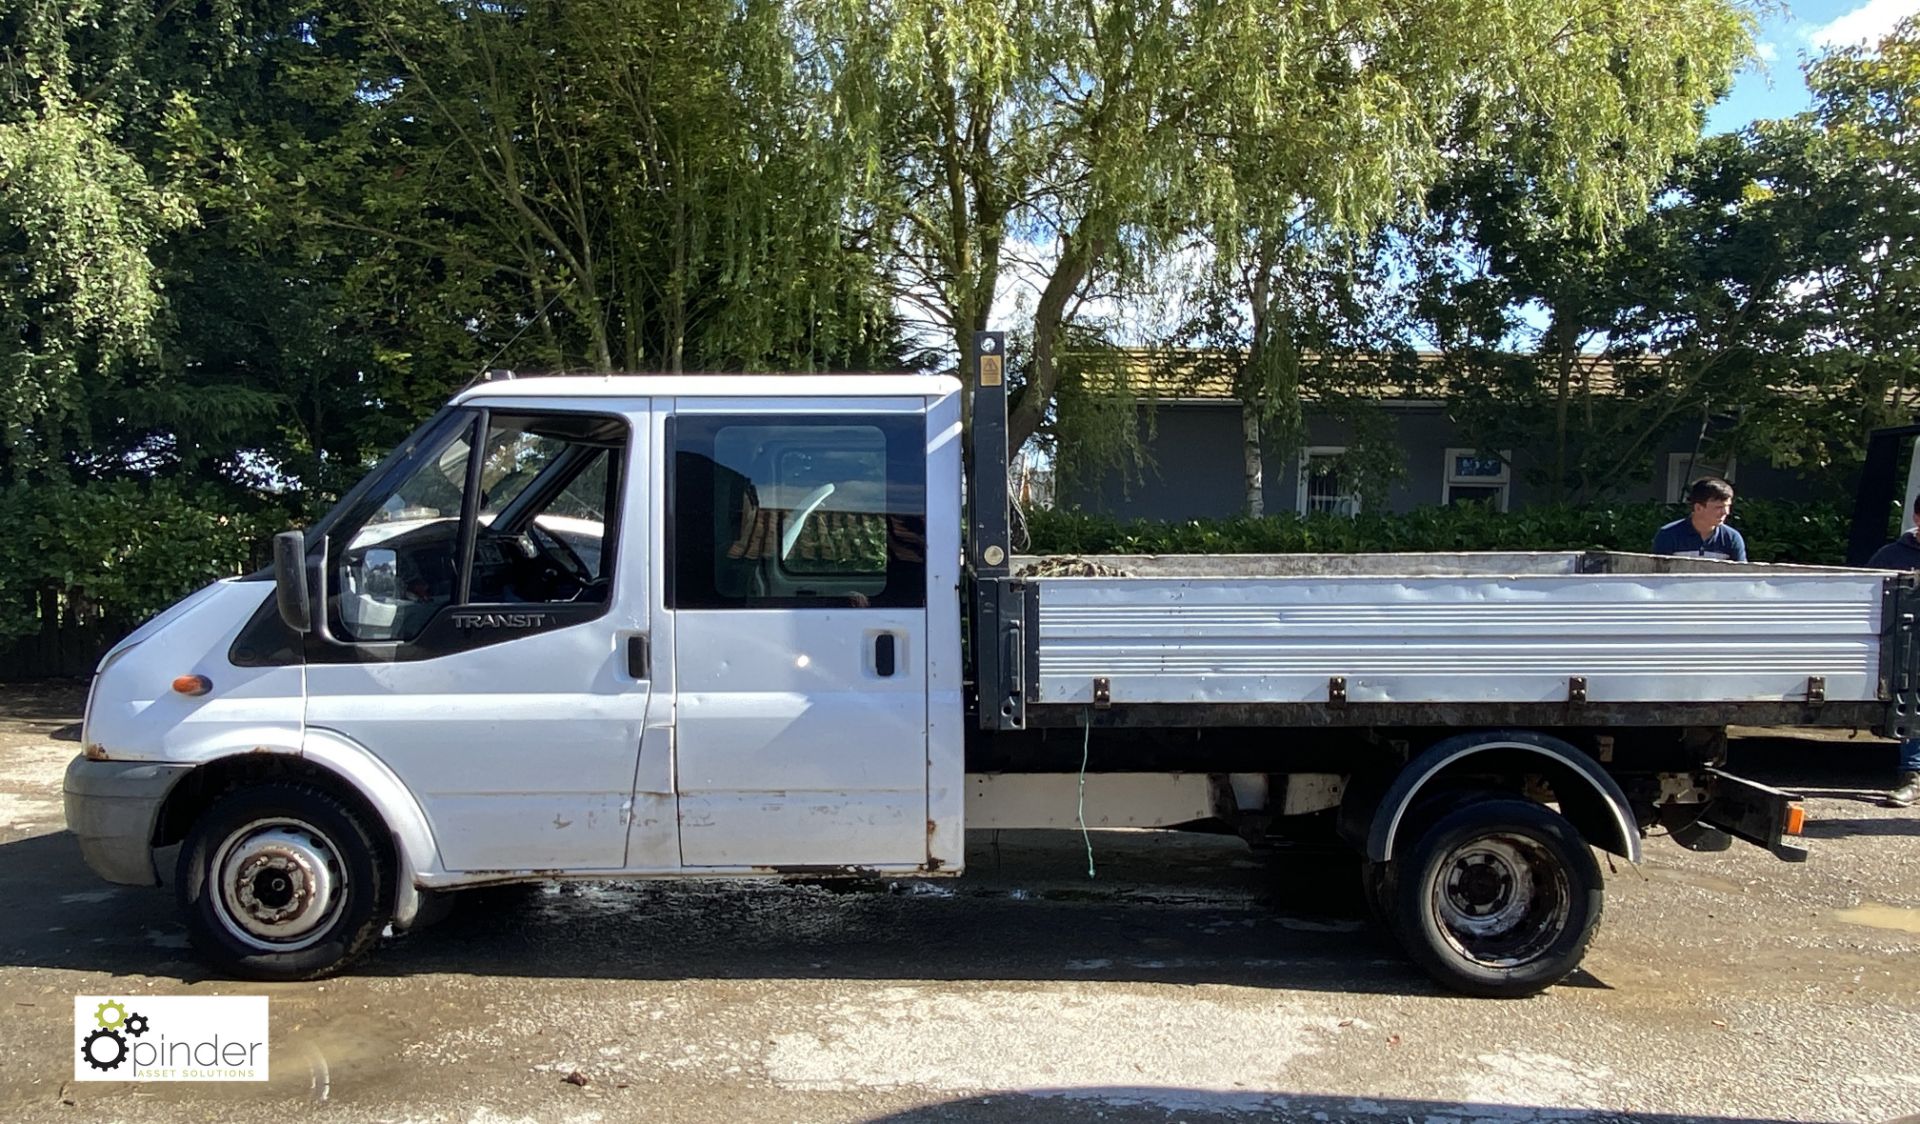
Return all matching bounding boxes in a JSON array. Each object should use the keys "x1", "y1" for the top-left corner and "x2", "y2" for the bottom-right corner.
[
  {"x1": 1756, "y1": 40, "x2": 1781, "y2": 62},
  {"x1": 1806, "y1": 0, "x2": 1920, "y2": 49}
]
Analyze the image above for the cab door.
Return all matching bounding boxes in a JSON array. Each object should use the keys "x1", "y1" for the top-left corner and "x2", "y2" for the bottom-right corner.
[
  {"x1": 667, "y1": 402, "x2": 930, "y2": 868},
  {"x1": 302, "y1": 402, "x2": 659, "y2": 872}
]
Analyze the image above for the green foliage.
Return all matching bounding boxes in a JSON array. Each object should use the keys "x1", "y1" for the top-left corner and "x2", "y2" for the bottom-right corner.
[
  {"x1": 0, "y1": 24, "x2": 195, "y2": 476},
  {"x1": 0, "y1": 0, "x2": 908, "y2": 646},
  {"x1": 6, "y1": 0, "x2": 1917, "y2": 648},
  {"x1": 831, "y1": 0, "x2": 1752, "y2": 463},
  {"x1": 1399, "y1": 16, "x2": 1920, "y2": 502},
  {"x1": 0, "y1": 481, "x2": 284, "y2": 639},
  {"x1": 1028, "y1": 500, "x2": 1852, "y2": 567},
  {"x1": 1746, "y1": 18, "x2": 1920, "y2": 466},
  {"x1": 356, "y1": 0, "x2": 895, "y2": 375}
]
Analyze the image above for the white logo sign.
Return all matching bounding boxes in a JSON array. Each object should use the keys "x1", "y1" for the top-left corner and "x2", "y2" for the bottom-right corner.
[{"x1": 74, "y1": 996, "x2": 269, "y2": 1081}]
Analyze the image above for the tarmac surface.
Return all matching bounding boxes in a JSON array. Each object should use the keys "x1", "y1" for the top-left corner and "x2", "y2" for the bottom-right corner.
[{"x1": 0, "y1": 686, "x2": 1915, "y2": 1123}]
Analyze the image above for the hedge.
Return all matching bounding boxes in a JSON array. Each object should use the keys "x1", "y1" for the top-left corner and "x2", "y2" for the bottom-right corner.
[
  {"x1": 0, "y1": 481, "x2": 290, "y2": 642},
  {"x1": 1026, "y1": 499, "x2": 1858, "y2": 566}
]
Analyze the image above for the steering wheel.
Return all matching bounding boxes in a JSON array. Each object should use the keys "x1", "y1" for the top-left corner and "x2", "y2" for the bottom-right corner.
[
  {"x1": 781, "y1": 483, "x2": 837, "y2": 561},
  {"x1": 528, "y1": 522, "x2": 595, "y2": 586}
]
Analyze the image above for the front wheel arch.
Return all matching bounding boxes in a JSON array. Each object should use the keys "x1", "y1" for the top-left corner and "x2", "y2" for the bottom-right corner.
[
  {"x1": 153, "y1": 742, "x2": 438, "y2": 929},
  {"x1": 155, "y1": 754, "x2": 394, "y2": 866}
]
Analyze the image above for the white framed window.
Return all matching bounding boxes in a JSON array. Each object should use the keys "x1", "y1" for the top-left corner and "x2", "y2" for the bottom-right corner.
[
  {"x1": 1442, "y1": 448, "x2": 1511, "y2": 511},
  {"x1": 1298, "y1": 446, "x2": 1360, "y2": 516},
  {"x1": 1667, "y1": 453, "x2": 1736, "y2": 503}
]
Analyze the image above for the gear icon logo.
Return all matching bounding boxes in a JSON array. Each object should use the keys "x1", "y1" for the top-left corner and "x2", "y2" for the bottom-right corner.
[
  {"x1": 79, "y1": 1000, "x2": 148, "y2": 1075},
  {"x1": 81, "y1": 1027, "x2": 128, "y2": 1072}
]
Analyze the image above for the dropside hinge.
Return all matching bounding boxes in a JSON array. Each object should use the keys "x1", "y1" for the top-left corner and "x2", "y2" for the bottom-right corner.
[
  {"x1": 1092, "y1": 676, "x2": 1111, "y2": 709},
  {"x1": 1568, "y1": 676, "x2": 1587, "y2": 704},
  {"x1": 1328, "y1": 676, "x2": 1347, "y2": 706},
  {"x1": 1806, "y1": 675, "x2": 1826, "y2": 706}
]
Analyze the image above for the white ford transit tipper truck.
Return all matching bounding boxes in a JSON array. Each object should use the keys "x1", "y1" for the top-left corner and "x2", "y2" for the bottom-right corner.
[{"x1": 64, "y1": 333, "x2": 1919, "y2": 996}]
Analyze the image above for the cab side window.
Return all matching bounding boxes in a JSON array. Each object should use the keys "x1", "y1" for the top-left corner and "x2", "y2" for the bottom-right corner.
[
  {"x1": 327, "y1": 411, "x2": 627, "y2": 645},
  {"x1": 669, "y1": 415, "x2": 925, "y2": 610},
  {"x1": 332, "y1": 425, "x2": 474, "y2": 642}
]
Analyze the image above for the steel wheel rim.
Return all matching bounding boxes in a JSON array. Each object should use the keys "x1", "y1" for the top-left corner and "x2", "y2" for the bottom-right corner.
[
  {"x1": 1430, "y1": 832, "x2": 1570, "y2": 969},
  {"x1": 209, "y1": 816, "x2": 346, "y2": 952}
]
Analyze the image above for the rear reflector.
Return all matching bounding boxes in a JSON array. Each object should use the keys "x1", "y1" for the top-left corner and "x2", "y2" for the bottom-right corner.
[{"x1": 1784, "y1": 805, "x2": 1805, "y2": 836}]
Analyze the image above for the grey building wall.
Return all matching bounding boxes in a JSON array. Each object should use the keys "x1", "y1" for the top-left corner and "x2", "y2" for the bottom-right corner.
[
  {"x1": 1059, "y1": 402, "x2": 1828, "y2": 517},
  {"x1": 1065, "y1": 405, "x2": 1251, "y2": 521}
]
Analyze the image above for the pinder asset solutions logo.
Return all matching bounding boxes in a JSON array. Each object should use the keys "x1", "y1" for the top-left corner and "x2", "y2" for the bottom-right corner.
[{"x1": 74, "y1": 996, "x2": 269, "y2": 1081}]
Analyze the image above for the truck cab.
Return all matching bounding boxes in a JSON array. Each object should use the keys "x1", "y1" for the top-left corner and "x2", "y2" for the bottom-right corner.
[{"x1": 67, "y1": 374, "x2": 966, "y2": 979}]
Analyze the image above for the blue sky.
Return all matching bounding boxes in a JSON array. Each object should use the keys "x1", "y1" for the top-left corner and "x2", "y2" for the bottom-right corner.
[{"x1": 1708, "y1": 0, "x2": 1920, "y2": 132}]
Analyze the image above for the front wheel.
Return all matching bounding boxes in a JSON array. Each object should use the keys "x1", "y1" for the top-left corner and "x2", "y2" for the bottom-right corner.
[
  {"x1": 1389, "y1": 798, "x2": 1602, "y2": 998},
  {"x1": 177, "y1": 782, "x2": 393, "y2": 981}
]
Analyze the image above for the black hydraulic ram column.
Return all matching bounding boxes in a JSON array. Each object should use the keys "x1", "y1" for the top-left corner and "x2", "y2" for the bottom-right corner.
[
  {"x1": 968, "y1": 331, "x2": 1038, "y2": 730},
  {"x1": 970, "y1": 332, "x2": 1011, "y2": 577}
]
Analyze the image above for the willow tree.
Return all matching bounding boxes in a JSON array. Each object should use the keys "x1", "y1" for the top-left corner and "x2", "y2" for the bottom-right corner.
[
  {"x1": 0, "y1": 0, "x2": 201, "y2": 482},
  {"x1": 827, "y1": 0, "x2": 1752, "y2": 470},
  {"x1": 0, "y1": 1, "x2": 380, "y2": 495}
]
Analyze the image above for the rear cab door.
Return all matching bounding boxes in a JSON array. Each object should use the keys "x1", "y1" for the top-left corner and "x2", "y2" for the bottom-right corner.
[{"x1": 665, "y1": 387, "x2": 962, "y2": 870}]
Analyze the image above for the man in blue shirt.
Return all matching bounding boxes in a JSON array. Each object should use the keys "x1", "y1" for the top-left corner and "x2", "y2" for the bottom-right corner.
[
  {"x1": 1867, "y1": 499, "x2": 1920, "y2": 570},
  {"x1": 1869, "y1": 493, "x2": 1920, "y2": 806},
  {"x1": 1651, "y1": 477, "x2": 1746, "y2": 562}
]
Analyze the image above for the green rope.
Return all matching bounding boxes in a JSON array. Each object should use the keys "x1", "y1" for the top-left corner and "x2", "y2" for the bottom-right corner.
[{"x1": 1078, "y1": 708, "x2": 1096, "y2": 878}]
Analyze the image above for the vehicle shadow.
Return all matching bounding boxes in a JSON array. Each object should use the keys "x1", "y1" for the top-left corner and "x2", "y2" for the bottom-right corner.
[
  {"x1": 0, "y1": 681, "x2": 89, "y2": 724},
  {"x1": 0, "y1": 827, "x2": 1531, "y2": 998},
  {"x1": 859, "y1": 1089, "x2": 1812, "y2": 1124},
  {"x1": 1800, "y1": 816, "x2": 1920, "y2": 839}
]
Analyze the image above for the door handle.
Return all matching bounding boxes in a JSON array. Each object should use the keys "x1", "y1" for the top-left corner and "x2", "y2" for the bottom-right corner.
[
  {"x1": 627, "y1": 635, "x2": 650, "y2": 679},
  {"x1": 875, "y1": 632, "x2": 896, "y2": 677}
]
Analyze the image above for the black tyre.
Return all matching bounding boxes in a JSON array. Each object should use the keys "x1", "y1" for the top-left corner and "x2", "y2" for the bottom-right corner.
[
  {"x1": 177, "y1": 782, "x2": 393, "y2": 981},
  {"x1": 1389, "y1": 798, "x2": 1602, "y2": 998}
]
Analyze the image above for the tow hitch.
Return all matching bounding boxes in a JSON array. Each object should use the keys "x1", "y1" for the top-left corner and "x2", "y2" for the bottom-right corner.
[{"x1": 1698, "y1": 768, "x2": 1809, "y2": 862}]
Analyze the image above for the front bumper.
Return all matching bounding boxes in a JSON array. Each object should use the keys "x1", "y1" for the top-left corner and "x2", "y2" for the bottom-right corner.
[{"x1": 63, "y1": 756, "x2": 193, "y2": 885}]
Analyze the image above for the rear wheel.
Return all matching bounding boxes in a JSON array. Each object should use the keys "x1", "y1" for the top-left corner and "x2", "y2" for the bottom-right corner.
[
  {"x1": 177, "y1": 782, "x2": 392, "y2": 981},
  {"x1": 1389, "y1": 798, "x2": 1602, "y2": 998}
]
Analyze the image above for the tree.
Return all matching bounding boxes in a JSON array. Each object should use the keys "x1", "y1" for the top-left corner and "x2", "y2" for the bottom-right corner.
[
  {"x1": 1404, "y1": 126, "x2": 1850, "y2": 502},
  {"x1": 1765, "y1": 17, "x2": 1920, "y2": 466},
  {"x1": 831, "y1": 0, "x2": 1752, "y2": 476},
  {"x1": 1412, "y1": 14, "x2": 1920, "y2": 505},
  {"x1": 1408, "y1": 16, "x2": 1920, "y2": 501},
  {"x1": 354, "y1": 0, "x2": 896, "y2": 379},
  {"x1": 1171, "y1": 227, "x2": 1415, "y2": 515},
  {"x1": 0, "y1": 0, "x2": 197, "y2": 482},
  {"x1": 1601, "y1": 127, "x2": 1837, "y2": 489}
]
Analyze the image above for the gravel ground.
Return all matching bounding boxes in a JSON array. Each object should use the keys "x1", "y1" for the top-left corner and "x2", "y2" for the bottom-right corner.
[{"x1": 0, "y1": 687, "x2": 1914, "y2": 1124}]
